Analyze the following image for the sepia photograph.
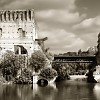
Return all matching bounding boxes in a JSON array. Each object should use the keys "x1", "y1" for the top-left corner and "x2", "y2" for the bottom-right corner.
[{"x1": 0, "y1": 0, "x2": 100, "y2": 100}]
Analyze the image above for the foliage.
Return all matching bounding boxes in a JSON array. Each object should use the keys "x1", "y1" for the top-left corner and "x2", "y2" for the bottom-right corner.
[
  {"x1": 52, "y1": 61, "x2": 91, "y2": 76},
  {"x1": 28, "y1": 50, "x2": 47, "y2": 72},
  {"x1": 45, "y1": 52, "x2": 53, "y2": 61},
  {"x1": 0, "y1": 74, "x2": 7, "y2": 84},
  {"x1": 67, "y1": 63, "x2": 90, "y2": 75},
  {"x1": 21, "y1": 68, "x2": 32, "y2": 79},
  {"x1": 39, "y1": 67, "x2": 57, "y2": 80},
  {"x1": 14, "y1": 76, "x2": 32, "y2": 84},
  {"x1": 52, "y1": 63, "x2": 69, "y2": 81},
  {"x1": 14, "y1": 68, "x2": 32, "y2": 84},
  {"x1": 0, "y1": 50, "x2": 26, "y2": 81}
]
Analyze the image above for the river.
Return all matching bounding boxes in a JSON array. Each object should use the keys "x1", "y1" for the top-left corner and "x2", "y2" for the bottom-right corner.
[{"x1": 0, "y1": 80, "x2": 100, "y2": 100}]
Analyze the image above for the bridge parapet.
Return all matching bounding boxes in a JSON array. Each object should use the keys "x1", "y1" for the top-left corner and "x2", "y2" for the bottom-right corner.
[{"x1": 53, "y1": 55, "x2": 96, "y2": 63}]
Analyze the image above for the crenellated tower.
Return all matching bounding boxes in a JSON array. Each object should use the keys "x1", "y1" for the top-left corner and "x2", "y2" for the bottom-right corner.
[{"x1": 0, "y1": 9, "x2": 39, "y2": 56}]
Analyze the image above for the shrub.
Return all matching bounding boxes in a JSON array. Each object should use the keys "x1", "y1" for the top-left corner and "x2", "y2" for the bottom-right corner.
[
  {"x1": 14, "y1": 76, "x2": 32, "y2": 84},
  {"x1": 39, "y1": 67, "x2": 57, "y2": 80},
  {"x1": 52, "y1": 63, "x2": 70, "y2": 81},
  {"x1": 14, "y1": 68, "x2": 32, "y2": 84},
  {"x1": 0, "y1": 50, "x2": 26, "y2": 81}
]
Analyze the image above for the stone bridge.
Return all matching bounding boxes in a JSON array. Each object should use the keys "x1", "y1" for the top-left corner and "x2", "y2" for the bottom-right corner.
[{"x1": 52, "y1": 55, "x2": 97, "y2": 83}]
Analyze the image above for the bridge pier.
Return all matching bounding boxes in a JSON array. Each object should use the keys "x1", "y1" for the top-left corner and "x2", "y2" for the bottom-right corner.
[
  {"x1": 86, "y1": 61, "x2": 97, "y2": 83},
  {"x1": 87, "y1": 32, "x2": 100, "y2": 82},
  {"x1": 87, "y1": 69, "x2": 97, "y2": 83}
]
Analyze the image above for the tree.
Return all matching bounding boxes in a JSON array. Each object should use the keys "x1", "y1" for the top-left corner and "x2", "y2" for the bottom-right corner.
[{"x1": 28, "y1": 50, "x2": 47, "y2": 72}]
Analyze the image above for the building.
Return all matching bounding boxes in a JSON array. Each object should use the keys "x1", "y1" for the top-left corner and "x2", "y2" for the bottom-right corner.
[
  {"x1": 0, "y1": 9, "x2": 40, "y2": 56},
  {"x1": 87, "y1": 46, "x2": 97, "y2": 55}
]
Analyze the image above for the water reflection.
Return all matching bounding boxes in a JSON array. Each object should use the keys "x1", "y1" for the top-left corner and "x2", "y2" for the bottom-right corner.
[
  {"x1": 94, "y1": 83, "x2": 100, "y2": 100},
  {"x1": 0, "y1": 81, "x2": 100, "y2": 100},
  {"x1": 55, "y1": 81, "x2": 96, "y2": 100},
  {"x1": 0, "y1": 84, "x2": 34, "y2": 100},
  {"x1": 33, "y1": 83, "x2": 57, "y2": 100}
]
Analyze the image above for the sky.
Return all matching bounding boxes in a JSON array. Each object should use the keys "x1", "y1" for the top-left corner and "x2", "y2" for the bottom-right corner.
[{"x1": 0, "y1": 0, "x2": 100, "y2": 54}]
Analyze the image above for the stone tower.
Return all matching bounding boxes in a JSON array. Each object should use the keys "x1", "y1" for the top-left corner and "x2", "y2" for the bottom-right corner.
[
  {"x1": 0, "y1": 9, "x2": 39, "y2": 56},
  {"x1": 97, "y1": 33, "x2": 100, "y2": 65}
]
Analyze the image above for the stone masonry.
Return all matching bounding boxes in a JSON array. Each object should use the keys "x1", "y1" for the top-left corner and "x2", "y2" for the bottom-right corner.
[{"x1": 0, "y1": 9, "x2": 40, "y2": 56}]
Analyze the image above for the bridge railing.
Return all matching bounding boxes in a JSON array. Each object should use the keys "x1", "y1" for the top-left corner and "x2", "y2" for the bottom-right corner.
[{"x1": 53, "y1": 55, "x2": 96, "y2": 63}]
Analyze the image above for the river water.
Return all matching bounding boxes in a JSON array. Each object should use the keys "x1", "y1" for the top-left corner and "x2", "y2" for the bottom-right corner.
[{"x1": 0, "y1": 80, "x2": 100, "y2": 100}]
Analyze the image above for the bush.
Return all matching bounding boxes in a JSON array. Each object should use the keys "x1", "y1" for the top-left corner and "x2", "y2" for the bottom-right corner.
[
  {"x1": 14, "y1": 76, "x2": 32, "y2": 84},
  {"x1": 28, "y1": 51, "x2": 47, "y2": 72},
  {"x1": 39, "y1": 67, "x2": 57, "y2": 80},
  {"x1": 0, "y1": 50, "x2": 26, "y2": 81},
  {"x1": 56, "y1": 67, "x2": 70, "y2": 81},
  {"x1": 52, "y1": 63, "x2": 70, "y2": 81},
  {"x1": 14, "y1": 68, "x2": 32, "y2": 84}
]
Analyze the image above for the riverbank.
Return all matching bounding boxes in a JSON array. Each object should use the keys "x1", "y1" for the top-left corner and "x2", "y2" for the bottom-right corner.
[
  {"x1": 1, "y1": 74, "x2": 100, "y2": 85},
  {"x1": 70, "y1": 75, "x2": 87, "y2": 81},
  {"x1": 93, "y1": 75, "x2": 100, "y2": 82},
  {"x1": 0, "y1": 76, "x2": 12, "y2": 85},
  {"x1": 69, "y1": 75, "x2": 100, "y2": 82}
]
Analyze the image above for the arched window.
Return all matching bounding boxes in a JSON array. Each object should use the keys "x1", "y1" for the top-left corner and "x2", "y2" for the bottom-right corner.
[{"x1": 14, "y1": 45, "x2": 27, "y2": 54}]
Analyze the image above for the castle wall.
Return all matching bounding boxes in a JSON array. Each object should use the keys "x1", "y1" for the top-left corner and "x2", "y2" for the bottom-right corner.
[{"x1": 0, "y1": 9, "x2": 39, "y2": 56}]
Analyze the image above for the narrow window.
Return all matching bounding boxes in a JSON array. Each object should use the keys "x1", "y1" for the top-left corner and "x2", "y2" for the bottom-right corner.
[
  {"x1": 0, "y1": 28, "x2": 2, "y2": 38},
  {"x1": 18, "y1": 28, "x2": 26, "y2": 38}
]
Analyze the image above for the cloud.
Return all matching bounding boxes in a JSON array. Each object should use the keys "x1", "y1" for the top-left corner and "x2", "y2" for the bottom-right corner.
[
  {"x1": 73, "y1": 15, "x2": 100, "y2": 32},
  {"x1": 0, "y1": 0, "x2": 76, "y2": 11},
  {"x1": 36, "y1": 9, "x2": 86, "y2": 25},
  {"x1": 39, "y1": 29, "x2": 85, "y2": 54},
  {"x1": 0, "y1": 0, "x2": 97, "y2": 54},
  {"x1": 72, "y1": 16, "x2": 100, "y2": 50},
  {"x1": 0, "y1": 0, "x2": 14, "y2": 8}
]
